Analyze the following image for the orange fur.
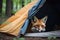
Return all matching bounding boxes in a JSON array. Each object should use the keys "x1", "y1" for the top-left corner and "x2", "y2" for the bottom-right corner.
[{"x1": 31, "y1": 16, "x2": 47, "y2": 32}]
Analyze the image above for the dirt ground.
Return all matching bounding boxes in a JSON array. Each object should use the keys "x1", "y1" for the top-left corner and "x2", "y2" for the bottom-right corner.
[{"x1": 0, "y1": 33, "x2": 60, "y2": 40}]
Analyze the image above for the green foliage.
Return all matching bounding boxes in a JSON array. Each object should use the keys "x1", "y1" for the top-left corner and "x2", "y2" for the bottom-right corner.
[
  {"x1": 48, "y1": 36, "x2": 57, "y2": 40},
  {"x1": 12, "y1": 0, "x2": 17, "y2": 13},
  {"x1": 1, "y1": 0, "x2": 32, "y2": 16},
  {"x1": 13, "y1": 37, "x2": 25, "y2": 40},
  {"x1": 19, "y1": 0, "x2": 23, "y2": 8},
  {"x1": 28, "y1": 0, "x2": 31, "y2": 3},
  {"x1": 24, "y1": 0, "x2": 31, "y2": 6},
  {"x1": 24, "y1": 0, "x2": 28, "y2": 6},
  {"x1": 2, "y1": 0, "x2": 6, "y2": 17}
]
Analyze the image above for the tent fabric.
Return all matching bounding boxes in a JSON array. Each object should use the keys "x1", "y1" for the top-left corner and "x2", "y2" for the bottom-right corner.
[
  {"x1": 20, "y1": 0, "x2": 46, "y2": 35},
  {"x1": 0, "y1": 0, "x2": 39, "y2": 36},
  {"x1": 0, "y1": 0, "x2": 46, "y2": 36}
]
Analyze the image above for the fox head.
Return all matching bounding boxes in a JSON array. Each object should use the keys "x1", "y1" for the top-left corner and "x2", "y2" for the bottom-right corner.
[{"x1": 31, "y1": 16, "x2": 48, "y2": 32}]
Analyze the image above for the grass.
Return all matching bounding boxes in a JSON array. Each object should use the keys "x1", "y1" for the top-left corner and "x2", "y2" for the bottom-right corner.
[
  {"x1": 13, "y1": 37, "x2": 25, "y2": 40},
  {"x1": 48, "y1": 36, "x2": 57, "y2": 40}
]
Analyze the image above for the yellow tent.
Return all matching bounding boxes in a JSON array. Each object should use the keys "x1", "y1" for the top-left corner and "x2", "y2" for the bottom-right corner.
[{"x1": 0, "y1": 0, "x2": 38, "y2": 36}]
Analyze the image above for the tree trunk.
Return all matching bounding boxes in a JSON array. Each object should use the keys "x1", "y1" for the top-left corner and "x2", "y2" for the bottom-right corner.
[
  {"x1": 22, "y1": 0, "x2": 24, "y2": 7},
  {"x1": 0, "y1": 0, "x2": 2, "y2": 16},
  {"x1": 6, "y1": 0, "x2": 12, "y2": 17},
  {"x1": 11, "y1": 0, "x2": 13, "y2": 15}
]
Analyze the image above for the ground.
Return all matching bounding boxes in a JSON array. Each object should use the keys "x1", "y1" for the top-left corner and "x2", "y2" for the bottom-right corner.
[{"x1": 0, "y1": 33, "x2": 60, "y2": 40}]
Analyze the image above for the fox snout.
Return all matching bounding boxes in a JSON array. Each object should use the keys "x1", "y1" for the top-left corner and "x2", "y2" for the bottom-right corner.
[{"x1": 31, "y1": 24, "x2": 46, "y2": 32}]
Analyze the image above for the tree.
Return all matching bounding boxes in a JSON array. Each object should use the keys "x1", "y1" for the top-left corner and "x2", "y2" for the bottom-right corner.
[
  {"x1": 0, "y1": 0, "x2": 2, "y2": 16},
  {"x1": 6, "y1": 0, "x2": 12, "y2": 17}
]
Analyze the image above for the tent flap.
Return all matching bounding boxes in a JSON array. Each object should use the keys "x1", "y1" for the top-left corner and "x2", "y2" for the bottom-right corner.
[
  {"x1": 20, "y1": 0, "x2": 46, "y2": 35},
  {"x1": 0, "y1": 0, "x2": 46, "y2": 36},
  {"x1": 0, "y1": 0, "x2": 39, "y2": 36}
]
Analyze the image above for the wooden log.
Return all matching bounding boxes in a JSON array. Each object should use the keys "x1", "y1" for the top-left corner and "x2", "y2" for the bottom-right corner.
[{"x1": 25, "y1": 30, "x2": 60, "y2": 37}]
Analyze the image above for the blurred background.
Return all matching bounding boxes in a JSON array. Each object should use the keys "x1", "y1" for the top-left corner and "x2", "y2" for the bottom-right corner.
[{"x1": 0, "y1": 0, "x2": 33, "y2": 24}]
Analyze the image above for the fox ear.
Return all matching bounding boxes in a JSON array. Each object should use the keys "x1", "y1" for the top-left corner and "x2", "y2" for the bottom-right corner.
[
  {"x1": 41, "y1": 16, "x2": 48, "y2": 24},
  {"x1": 31, "y1": 16, "x2": 38, "y2": 23},
  {"x1": 34, "y1": 16, "x2": 38, "y2": 22}
]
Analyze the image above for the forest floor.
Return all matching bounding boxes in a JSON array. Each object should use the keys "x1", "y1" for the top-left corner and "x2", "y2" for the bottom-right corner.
[{"x1": 0, "y1": 32, "x2": 60, "y2": 40}]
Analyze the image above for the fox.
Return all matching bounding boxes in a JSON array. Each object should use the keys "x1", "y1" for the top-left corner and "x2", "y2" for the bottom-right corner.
[{"x1": 31, "y1": 16, "x2": 48, "y2": 32}]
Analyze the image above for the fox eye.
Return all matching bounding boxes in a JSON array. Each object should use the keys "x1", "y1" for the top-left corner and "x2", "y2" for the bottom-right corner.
[
  {"x1": 41, "y1": 25, "x2": 44, "y2": 27},
  {"x1": 34, "y1": 25, "x2": 39, "y2": 28}
]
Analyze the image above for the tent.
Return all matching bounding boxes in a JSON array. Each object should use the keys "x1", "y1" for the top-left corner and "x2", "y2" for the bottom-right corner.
[{"x1": 0, "y1": 0, "x2": 46, "y2": 36}]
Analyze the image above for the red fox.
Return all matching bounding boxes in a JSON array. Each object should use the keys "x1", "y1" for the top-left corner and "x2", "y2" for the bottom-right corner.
[{"x1": 31, "y1": 16, "x2": 48, "y2": 32}]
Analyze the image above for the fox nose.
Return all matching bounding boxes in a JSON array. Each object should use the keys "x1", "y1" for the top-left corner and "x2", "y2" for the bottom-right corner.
[
  {"x1": 31, "y1": 27, "x2": 39, "y2": 32},
  {"x1": 38, "y1": 26, "x2": 42, "y2": 32},
  {"x1": 39, "y1": 26, "x2": 46, "y2": 32},
  {"x1": 41, "y1": 28, "x2": 46, "y2": 31},
  {"x1": 31, "y1": 26, "x2": 46, "y2": 32}
]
